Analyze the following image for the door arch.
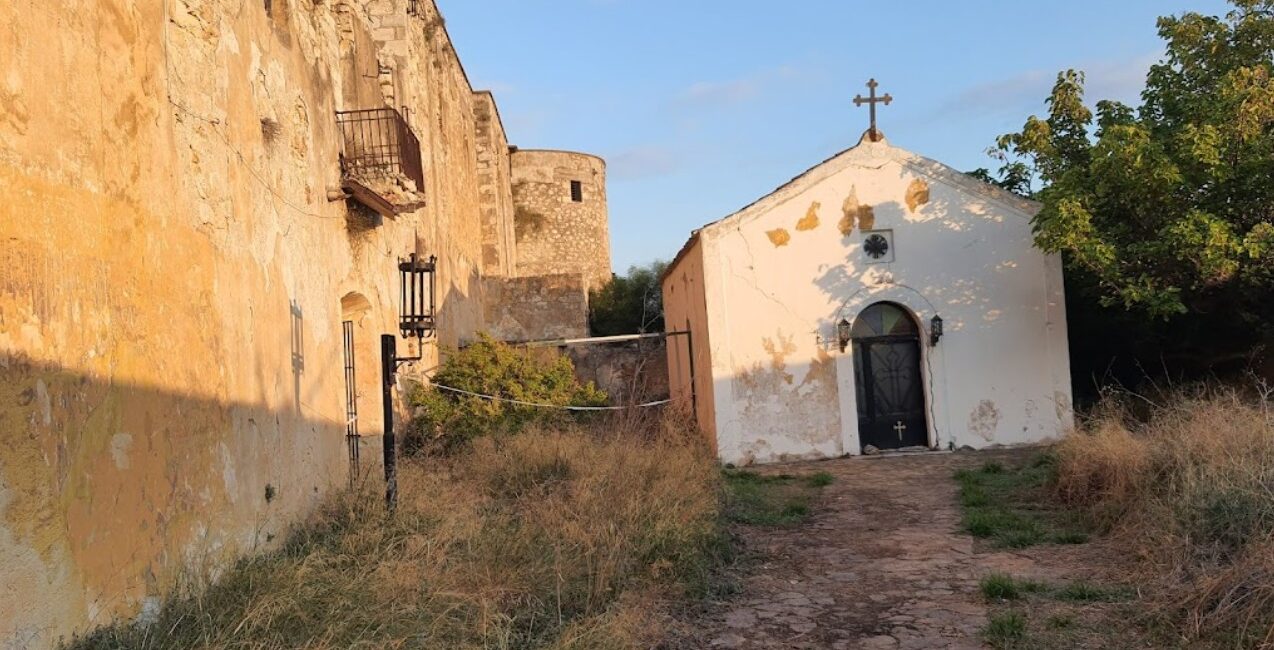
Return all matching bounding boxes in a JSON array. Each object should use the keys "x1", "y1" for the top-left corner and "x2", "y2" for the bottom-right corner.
[{"x1": 851, "y1": 302, "x2": 929, "y2": 451}]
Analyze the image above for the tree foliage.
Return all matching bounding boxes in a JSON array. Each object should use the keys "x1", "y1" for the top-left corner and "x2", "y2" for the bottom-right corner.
[
  {"x1": 989, "y1": 1, "x2": 1273, "y2": 322},
  {"x1": 589, "y1": 261, "x2": 668, "y2": 336}
]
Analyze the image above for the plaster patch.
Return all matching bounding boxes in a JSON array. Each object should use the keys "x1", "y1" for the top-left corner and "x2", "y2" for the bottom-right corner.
[
  {"x1": 968, "y1": 400, "x2": 1000, "y2": 442},
  {"x1": 219, "y1": 443, "x2": 237, "y2": 500},
  {"x1": 796, "y1": 202, "x2": 820, "y2": 231},
  {"x1": 857, "y1": 205, "x2": 876, "y2": 231},
  {"x1": 766, "y1": 229, "x2": 791, "y2": 247},
  {"x1": 1054, "y1": 391, "x2": 1073, "y2": 423},
  {"x1": 840, "y1": 188, "x2": 875, "y2": 235},
  {"x1": 905, "y1": 178, "x2": 930, "y2": 213},
  {"x1": 34, "y1": 379, "x2": 51, "y2": 426},
  {"x1": 109, "y1": 434, "x2": 133, "y2": 470},
  {"x1": 761, "y1": 334, "x2": 797, "y2": 385}
]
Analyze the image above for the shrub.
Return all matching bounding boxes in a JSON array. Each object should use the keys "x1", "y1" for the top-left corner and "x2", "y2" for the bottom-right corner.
[
  {"x1": 1053, "y1": 388, "x2": 1274, "y2": 646},
  {"x1": 406, "y1": 334, "x2": 607, "y2": 454}
]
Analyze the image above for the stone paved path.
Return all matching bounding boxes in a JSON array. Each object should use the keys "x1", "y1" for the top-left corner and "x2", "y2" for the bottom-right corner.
[{"x1": 687, "y1": 451, "x2": 1027, "y2": 650}]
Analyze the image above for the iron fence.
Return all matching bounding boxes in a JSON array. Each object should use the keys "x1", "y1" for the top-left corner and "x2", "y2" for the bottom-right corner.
[{"x1": 335, "y1": 107, "x2": 425, "y2": 192}]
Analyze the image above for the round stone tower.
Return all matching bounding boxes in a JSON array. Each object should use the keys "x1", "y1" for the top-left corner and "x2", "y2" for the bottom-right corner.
[{"x1": 510, "y1": 149, "x2": 613, "y2": 291}]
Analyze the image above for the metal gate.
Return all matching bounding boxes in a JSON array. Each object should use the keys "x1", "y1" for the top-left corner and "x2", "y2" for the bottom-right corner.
[{"x1": 343, "y1": 320, "x2": 360, "y2": 485}]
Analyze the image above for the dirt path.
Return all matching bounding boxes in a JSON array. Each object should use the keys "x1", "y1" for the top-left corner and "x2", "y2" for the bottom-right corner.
[{"x1": 686, "y1": 451, "x2": 1030, "y2": 650}]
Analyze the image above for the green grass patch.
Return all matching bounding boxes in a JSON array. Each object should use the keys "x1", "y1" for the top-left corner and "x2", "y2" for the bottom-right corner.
[
  {"x1": 807, "y1": 471, "x2": 835, "y2": 487},
  {"x1": 954, "y1": 456, "x2": 1089, "y2": 549},
  {"x1": 723, "y1": 469, "x2": 831, "y2": 526},
  {"x1": 981, "y1": 573, "x2": 1023, "y2": 600},
  {"x1": 984, "y1": 611, "x2": 1028, "y2": 648},
  {"x1": 1054, "y1": 580, "x2": 1130, "y2": 603},
  {"x1": 980, "y1": 573, "x2": 1049, "y2": 601}
]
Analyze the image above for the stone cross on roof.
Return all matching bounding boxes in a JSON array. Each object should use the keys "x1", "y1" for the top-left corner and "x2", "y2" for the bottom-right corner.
[{"x1": 853, "y1": 78, "x2": 892, "y2": 142}]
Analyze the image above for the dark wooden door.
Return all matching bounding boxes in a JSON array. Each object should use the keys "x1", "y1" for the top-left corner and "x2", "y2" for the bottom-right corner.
[{"x1": 854, "y1": 337, "x2": 928, "y2": 450}]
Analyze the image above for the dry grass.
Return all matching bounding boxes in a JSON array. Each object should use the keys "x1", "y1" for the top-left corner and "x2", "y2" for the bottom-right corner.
[
  {"x1": 67, "y1": 414, "x2": 728, "y2": 649},
  {"x1": 1054, "y1": 387, "x2": 1274, "y2": 647}
]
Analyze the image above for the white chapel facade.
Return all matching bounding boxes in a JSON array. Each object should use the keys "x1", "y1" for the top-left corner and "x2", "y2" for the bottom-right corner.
[{"x1": 663, "y1": 123, "x2": 1074, "y2": 465}]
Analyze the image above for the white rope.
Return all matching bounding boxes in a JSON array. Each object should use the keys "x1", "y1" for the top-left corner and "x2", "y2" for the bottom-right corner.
[{"x1": 430, "y1": 383, "x2": 671, "y2": 411}]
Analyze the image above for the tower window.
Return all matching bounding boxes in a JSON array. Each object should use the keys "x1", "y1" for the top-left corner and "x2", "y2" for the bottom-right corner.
[{"x1": 570, "y1": 180, "x2": 583, "y2": 203}]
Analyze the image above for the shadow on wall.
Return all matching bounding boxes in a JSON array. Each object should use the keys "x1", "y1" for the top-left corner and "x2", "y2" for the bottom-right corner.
[
  {"x1": 0, "y1": 353, "x2": 351, "y2": 648},
  {"x1": 811, "y1": 188, "x2": 1048, "y2": 348}
]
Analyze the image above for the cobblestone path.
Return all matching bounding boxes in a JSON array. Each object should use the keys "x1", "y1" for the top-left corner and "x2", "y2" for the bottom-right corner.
[{"x1": 687, "y1": 451, "x2": 1028, "y2": 649}]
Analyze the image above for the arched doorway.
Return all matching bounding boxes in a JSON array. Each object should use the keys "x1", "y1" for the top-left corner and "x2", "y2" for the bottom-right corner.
[{"x1": 851, "y1": 302, "x2": 929, "y2": 451}]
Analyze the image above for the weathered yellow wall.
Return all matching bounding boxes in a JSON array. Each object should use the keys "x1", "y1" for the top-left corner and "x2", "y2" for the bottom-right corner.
[
  {"x1": 0, "y1": 0, "x2": 516, "y2": 645},
  {"x1": 662, "y1": 238, "x2": 717, "y2": 444}
]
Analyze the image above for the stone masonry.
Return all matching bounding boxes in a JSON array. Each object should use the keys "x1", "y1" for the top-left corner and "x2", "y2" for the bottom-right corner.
[{"x1": 511, "y1": 149, "x2": 613, "y2": 292}]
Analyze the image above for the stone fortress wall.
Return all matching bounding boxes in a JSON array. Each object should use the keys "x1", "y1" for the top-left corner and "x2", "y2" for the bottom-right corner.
[
  {"x1": 0, "y1": 0, "x2": 609, "y2": 645},
  {"x1": 511, "y1": 149, "x2": 613, "y2": 292}
]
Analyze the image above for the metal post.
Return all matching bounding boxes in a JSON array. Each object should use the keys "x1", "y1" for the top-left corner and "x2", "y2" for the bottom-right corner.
[
  {"x1": 685, "y1": 330, "x2": 698, "y2": 417},
  {"x1": 380, "y1": 334, "x2": 398, "y2": 512}
]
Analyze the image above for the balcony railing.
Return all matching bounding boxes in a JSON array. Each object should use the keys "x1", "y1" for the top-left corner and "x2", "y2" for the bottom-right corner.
[{"x1": 336, "y1": 107, "x2": 426, "y2": 216}]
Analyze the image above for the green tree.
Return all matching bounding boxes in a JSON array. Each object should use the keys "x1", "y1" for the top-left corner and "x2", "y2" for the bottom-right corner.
[
  {"x1": 991, "y1": 1, "x2": 1272, "y2": 319},
  {"x1": 984, "y1": 1, "x2": 1273, "y2": 389},
  {"x1": 589, "y1": 261, "x2": 668, "y2": 336}
]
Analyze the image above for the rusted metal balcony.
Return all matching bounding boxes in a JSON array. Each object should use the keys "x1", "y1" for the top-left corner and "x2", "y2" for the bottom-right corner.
[{"x1": 336, "y1": 107, "x2": 426, "y2": 217}]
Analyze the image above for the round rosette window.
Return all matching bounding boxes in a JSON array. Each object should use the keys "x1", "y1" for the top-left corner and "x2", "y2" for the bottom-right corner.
[{"x1": 864, "y1": 233, "x2": 890, "y2": 260}]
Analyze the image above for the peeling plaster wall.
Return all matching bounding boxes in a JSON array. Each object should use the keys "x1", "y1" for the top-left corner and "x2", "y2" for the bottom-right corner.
[
  {"x1": 510, "y1": 150, "x2": 613, "y2": 292},
  {"x1": 0, "y1": 0, "x2": 519, "y2": 644},
  {"x1": 671, "y1": 136, "x2": 1073, "y2": 465}
]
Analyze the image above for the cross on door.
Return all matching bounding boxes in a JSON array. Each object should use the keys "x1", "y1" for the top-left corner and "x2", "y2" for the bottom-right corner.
[
  {"x1": 853, "y1": 78, "x2": 892, "y2": 142},
  {"x1": 893, "y1": 420, "x2": 907, "y2": 441}
]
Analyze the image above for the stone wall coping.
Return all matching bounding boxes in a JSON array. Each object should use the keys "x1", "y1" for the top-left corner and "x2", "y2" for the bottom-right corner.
[{"x1": 510, "y1": 148, "x2": 607, "y2": 167}]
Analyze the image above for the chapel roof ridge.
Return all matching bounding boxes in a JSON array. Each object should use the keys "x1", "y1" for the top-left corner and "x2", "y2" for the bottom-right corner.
[{"x1": 662, "y1": 130, "x2": 1040, "y2": 279}]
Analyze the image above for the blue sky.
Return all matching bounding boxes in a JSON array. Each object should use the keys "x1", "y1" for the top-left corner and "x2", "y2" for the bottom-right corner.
[{"x1": 443, "y1": 0, "x2": 1235, "y2": 272}]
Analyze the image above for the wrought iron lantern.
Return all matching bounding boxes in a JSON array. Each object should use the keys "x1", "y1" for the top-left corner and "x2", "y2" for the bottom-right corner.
[
  {"x1": 398, "y1": 253, "x2": 437, "y2": 339},
  {"x1": 930, "y1": 315, "x2": 944, "y2": 346},
  {"x1": 837, "y1": 318, "x2": 852, "y2": 353}
]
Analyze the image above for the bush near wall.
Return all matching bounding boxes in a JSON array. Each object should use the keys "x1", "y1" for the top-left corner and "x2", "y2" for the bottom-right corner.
[
  {"x1": 1053, "y1": 387, "x2": 1274, "y2": 647},
  {"x1": 407, "y1": 334, "x2": 607, "y2": 454}
]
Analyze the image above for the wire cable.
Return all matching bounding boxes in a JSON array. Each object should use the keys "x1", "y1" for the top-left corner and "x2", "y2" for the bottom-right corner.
[{"x1": 430, "y1": 383, "x2": 670, "y2": 411}]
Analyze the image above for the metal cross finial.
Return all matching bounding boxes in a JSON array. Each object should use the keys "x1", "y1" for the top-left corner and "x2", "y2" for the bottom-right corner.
[{"x1": 853, "y1": 78, "x2": 892, "y2": 142}]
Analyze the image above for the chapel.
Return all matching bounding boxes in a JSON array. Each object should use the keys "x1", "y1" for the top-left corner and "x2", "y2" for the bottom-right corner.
[{"x1": 662, "y1": 82, "x2": 1073, "y2": 465}]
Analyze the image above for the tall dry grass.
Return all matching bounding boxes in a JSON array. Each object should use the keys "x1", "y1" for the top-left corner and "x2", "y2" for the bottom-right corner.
[
  {"x1": 68, "y1": 413, "x2": 727, "y2": 650},
  {"x1": 1054, "y1": 387, "x2": 1274, "y2": 646}
]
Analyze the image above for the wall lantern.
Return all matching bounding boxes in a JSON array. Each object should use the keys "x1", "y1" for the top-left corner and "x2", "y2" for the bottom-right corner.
[
  {"x1": 930, "y1": 315, "x2": 944, "y2": 346},
  {"x1": 382, "y1": 251, "x2": 437, "y2": 513},
  {"x1": 398, "y1": 253, "x2": 437, "y2": 340},
  {"x1": 837, "y1": 318, "x2": 852, "y2": 353}
]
